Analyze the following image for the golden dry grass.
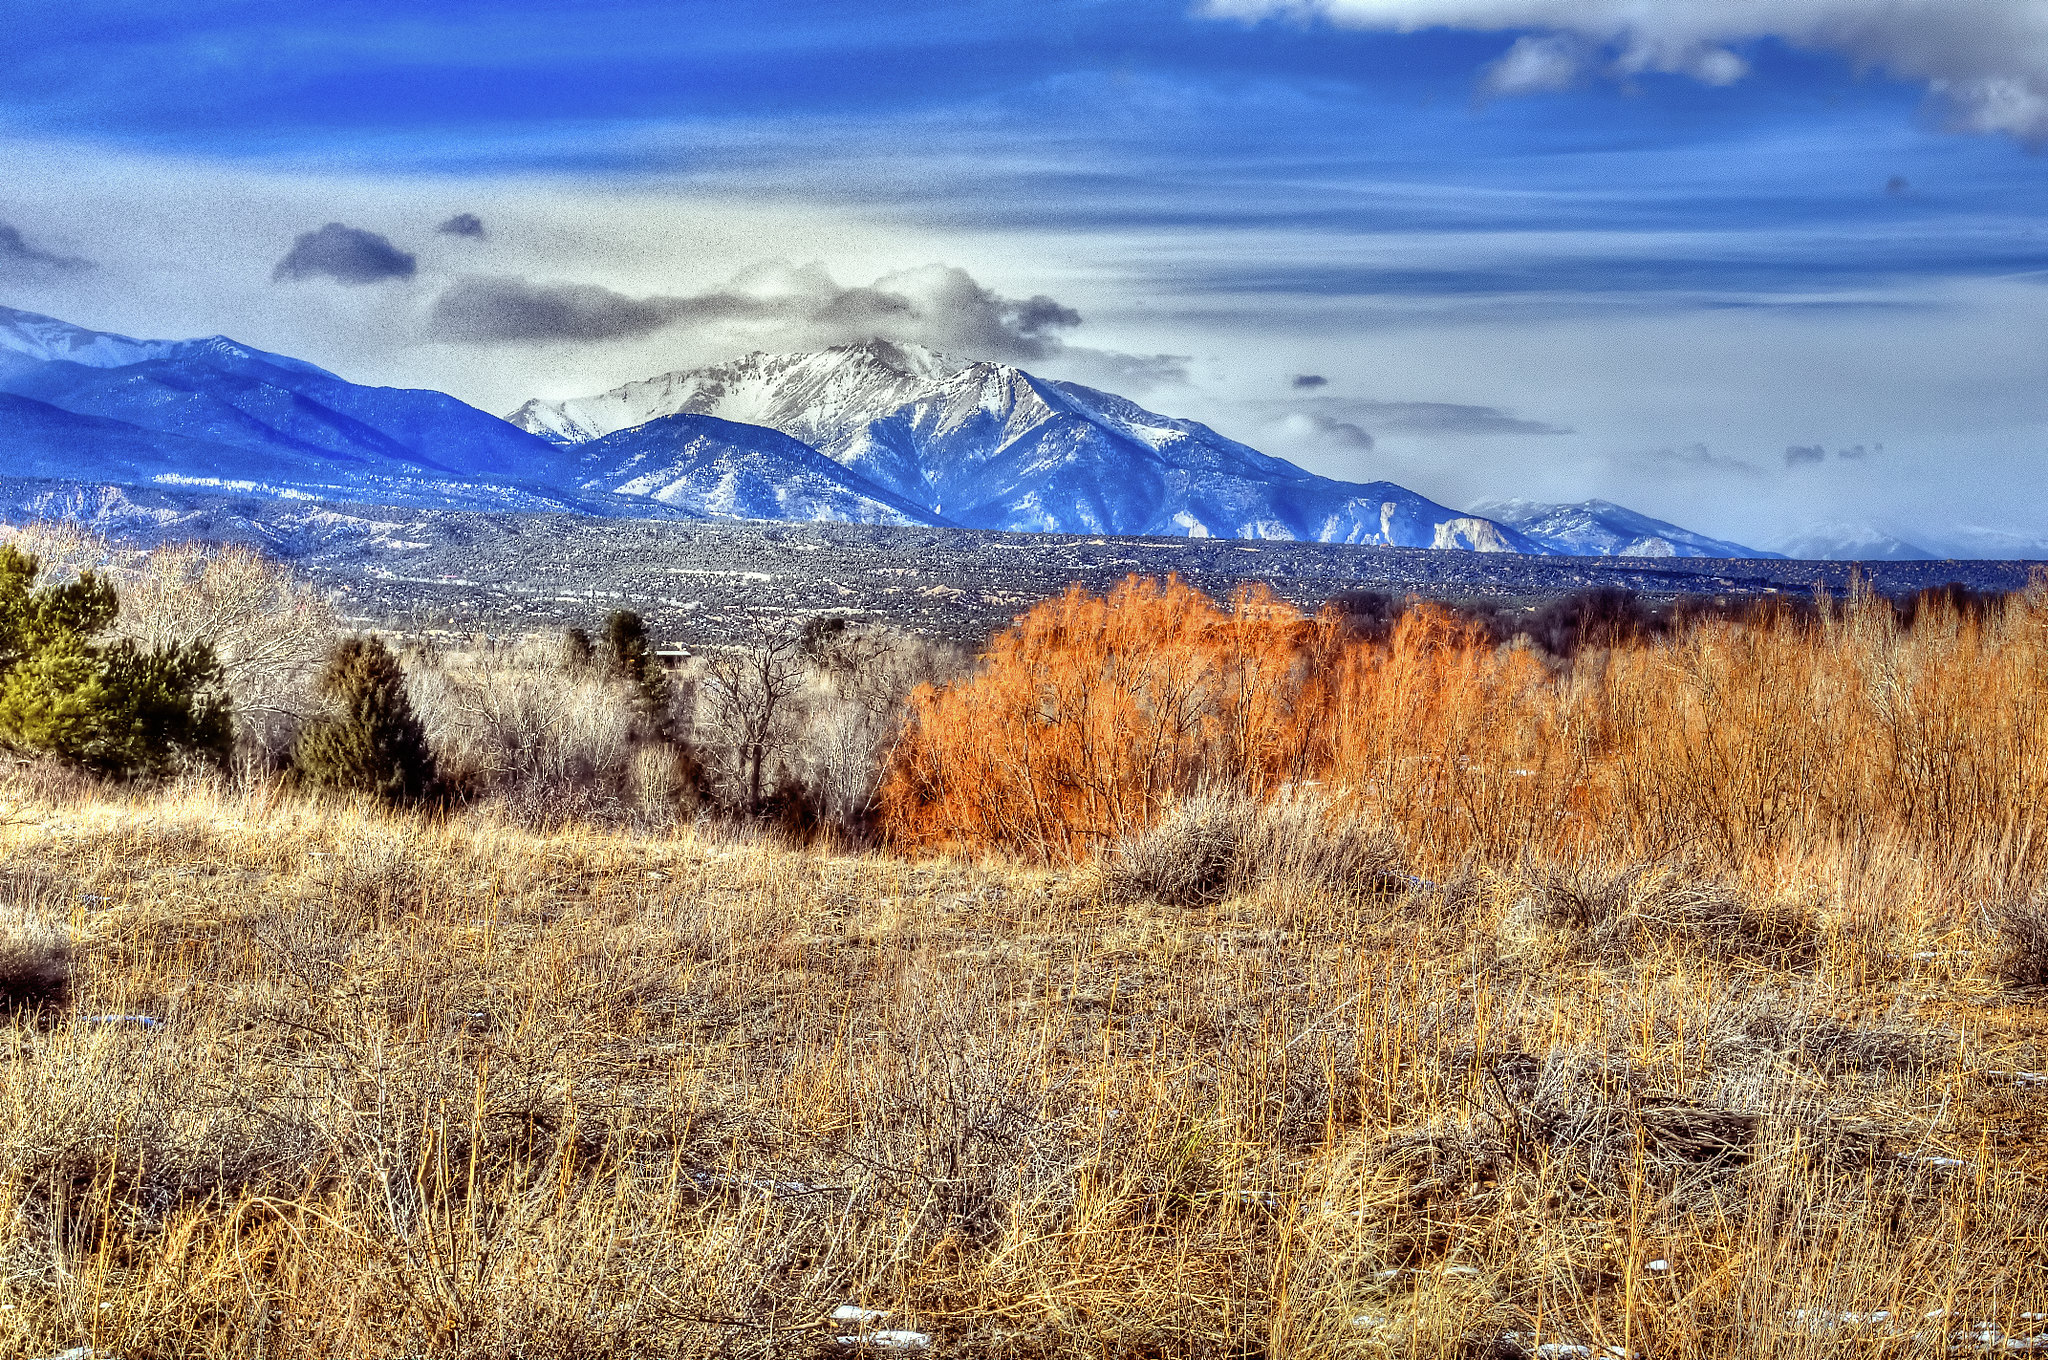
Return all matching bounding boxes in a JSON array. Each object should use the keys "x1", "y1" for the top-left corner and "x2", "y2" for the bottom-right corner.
[{"x1": 1, "y1": 772, "x2": 2044, "y2": 1359}]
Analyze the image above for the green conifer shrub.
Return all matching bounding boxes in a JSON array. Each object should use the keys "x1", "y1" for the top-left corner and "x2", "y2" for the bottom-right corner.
[
  {"x1": 0, "y1": 545, "x2": 230, "y2": 776},
  {"x1": 604, "y1": 609, "x2": 673, "y2": 727},
  {"x1": 291, "y1": 636, "x2": 440, "y2": 804}
]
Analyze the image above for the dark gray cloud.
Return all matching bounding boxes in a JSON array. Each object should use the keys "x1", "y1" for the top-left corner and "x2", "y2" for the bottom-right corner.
[
  {"x1": 432, "y1": 276, "x2": 684, "y2": 341},
  {"x1": 438, "y1": 213, "x2": 487, "y2": 239},
  {"x1": 1276, "y1": 395, "x2": 1567, "y2": 437},
  {"x1": 1787, "y1": 442, "x2": 1883, "y2": 466},
  {"x1": 429, "y1": 263, "x2": 1087, "y2": 363},
  {"x1": 1292, "y1": 374, "x2": 1329, "y2": 389},
  {"x1": 0, "y1": 222, "x2": 89, "y2": 274},
  {"x1": 272, "y1": 223, "x2": 417, "y2": 285}
]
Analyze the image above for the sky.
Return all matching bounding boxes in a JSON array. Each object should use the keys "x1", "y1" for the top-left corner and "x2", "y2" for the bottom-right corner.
[{"x1": 3, "y1": 0, "x2": 2047, "y2": 552}]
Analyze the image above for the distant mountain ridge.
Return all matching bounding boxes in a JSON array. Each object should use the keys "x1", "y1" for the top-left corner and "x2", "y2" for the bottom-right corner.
[
  {"x1": 0, "y1": 304, "x2": 1874, "y2": 559},
  {"x1": 511, "y1": 342, "x2": 1552, "y2": 551},
  {"x1": 1470, "y1": 498, "x2": 1774, "y2": 558},
  {"x1": 0, "y1": 304, "x2": 586, "y2": 513}
]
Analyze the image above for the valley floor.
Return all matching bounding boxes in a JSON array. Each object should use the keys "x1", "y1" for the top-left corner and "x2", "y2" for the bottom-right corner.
[
  {"x1": 6, "y1": 477, "x2": 2036, "y2": 645},
  {"x1": 2, "y1": 776, "x2": 2045, "y2": 1358}
]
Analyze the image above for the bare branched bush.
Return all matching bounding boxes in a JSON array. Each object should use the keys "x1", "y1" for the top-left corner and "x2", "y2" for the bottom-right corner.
[
  {"x1": 118, "y1": 543, "x2": 337, "y2": 764},
  {"x1": 785, "y1": 620, "x2": 968, "y2": 835},
  {"x1": 0, "y1": 519, "x2": 122, "y2": 583},
  {"x1": 408, "y1": 636, "x2": 702, "y2": 828},
  {"x1": 696, "y1": 629, "x2": 807, "y2": 813}
]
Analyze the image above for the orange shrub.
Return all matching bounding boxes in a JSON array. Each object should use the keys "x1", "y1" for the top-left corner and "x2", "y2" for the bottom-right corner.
[
  {"x1": 879, "y1": 577, "x2": 1334, "y2": 858},
  {"x1": 880, "y1": 573, "x2": 2048, "y2": 880}
]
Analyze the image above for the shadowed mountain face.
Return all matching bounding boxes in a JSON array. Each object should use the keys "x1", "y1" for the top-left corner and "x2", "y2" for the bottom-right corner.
[
  {"x1": 511, "y1": 342, "x2": 1556, "y2": 551},
  {"x1": 572, "y1": 413, "x2": 946, "y2": 527}
]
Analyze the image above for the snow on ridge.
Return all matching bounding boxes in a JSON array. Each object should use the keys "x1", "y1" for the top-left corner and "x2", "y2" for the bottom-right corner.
[
  {"x1": 512, "y1": 346, "x2": 1556, "y2": 551},
  {"x1": 1471, "y1": 497, "x2": 1769, "y2": 559}
]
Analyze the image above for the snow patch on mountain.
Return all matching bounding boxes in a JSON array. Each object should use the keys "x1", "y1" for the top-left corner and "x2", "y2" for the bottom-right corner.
[
  {"x1": 1772, "y1": 523, "x2": 1942, "y2": 561},
  {"x1": 516, "y1": 343, "x2": 1555, "y2": 552},
  {"x1": 574, "y1": 413, "x2": 946, "y2": 527},
  {"x1": 1471, "y1": 498, "x2": 1773, "y2": 559}
]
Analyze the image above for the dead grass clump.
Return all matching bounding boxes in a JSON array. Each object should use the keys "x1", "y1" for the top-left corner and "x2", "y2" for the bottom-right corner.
[
  {"x1": 1466, "y1": 1048, "x2": 1761, "y2": 1208},
  {"x1": 1241, "y1": 792, "x2": 1408, "y2": 902},
  {"x1": 1105, "y1": 792, "x2": 1256, "y2": 906},
  {"x1": 1987, "y1": 892, "x2": 2048, "y2": 988},
  {"x1": 0, "y1": 922, "x2": 69, "y2": 1012},
  {"x1": 1506, "y1": 865, "x2": 1818, "y2": 969},
  {"x1": 1733, "y1": 1004, "x2": 1954, "y2": 1078},
  {"x1": 1107, "y1": 791, "x2": 1405, "y2": 906},
  {"x1": 1611, "y1": 878, "x2": 1820, "y2": 968}
]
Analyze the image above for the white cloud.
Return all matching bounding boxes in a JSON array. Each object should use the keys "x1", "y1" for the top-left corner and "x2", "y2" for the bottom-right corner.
[
  {"x1": 1484, "y1": 34, "x2": 1583, "y2": 94},
  {"x1": 1204, "y1": 0, "x2": 2048, "y2": 139}
]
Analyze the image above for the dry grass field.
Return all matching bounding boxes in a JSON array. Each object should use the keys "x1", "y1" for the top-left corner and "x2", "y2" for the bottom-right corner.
[
  {"x1": 1, "y1": 772, "x2": 2045, "y2": 1359},
  {"x1": 4, "y1": 533, "x2": 2048, "y2": 1358}
]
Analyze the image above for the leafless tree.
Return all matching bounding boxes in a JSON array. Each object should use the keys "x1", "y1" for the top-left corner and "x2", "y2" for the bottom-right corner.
[
  {"x1": 115, "y1": 542, "x2": 338, "y2": 761},
  {"x1": 699, "y1": 629, "x2": 808, "y2": 810}
]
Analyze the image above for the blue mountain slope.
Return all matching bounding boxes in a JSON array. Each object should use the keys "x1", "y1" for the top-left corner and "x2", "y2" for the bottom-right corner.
[
  {"x1": 0, "y1": 390, "x2": 270, "y2": 483},
  {"x1": 0, "y1": 307, "x2": 578, "y2": 507},
  {"x1": 575, "y1": 413, "x2": 949, "y2": 527}
]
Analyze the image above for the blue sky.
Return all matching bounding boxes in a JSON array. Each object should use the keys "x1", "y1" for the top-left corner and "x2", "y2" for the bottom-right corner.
[{"x1": 3, "y1": 0, "x2": 2047, "y2": 550}]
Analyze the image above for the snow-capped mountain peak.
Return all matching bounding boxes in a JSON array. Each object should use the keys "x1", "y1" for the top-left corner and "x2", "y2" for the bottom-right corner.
[
  {"x1": 508, "y1": 341, "x2": 970, "y2": 449},
  {"x1": 515, "y1": 346, "x2": 1557, "y2": 550}
]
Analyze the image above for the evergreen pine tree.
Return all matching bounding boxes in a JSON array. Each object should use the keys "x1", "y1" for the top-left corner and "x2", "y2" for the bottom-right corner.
[
  {"x1": 604, "y1": 609, "x2": 672, "y2": 727},
  {"x1": 0, "y1": 545, "x2": 230, "y2": 776},
  {"x1": 291, "y1": 636, "x2": 439, "y2": 804}
]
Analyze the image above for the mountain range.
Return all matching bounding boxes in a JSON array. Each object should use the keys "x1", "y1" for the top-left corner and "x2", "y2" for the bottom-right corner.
[
  {"x1": 514, "y1": 341, "x2": 1556, "y2": 551},
  {"x1": 0, "y1": 302, "x2": 1875, "y2": 560}
]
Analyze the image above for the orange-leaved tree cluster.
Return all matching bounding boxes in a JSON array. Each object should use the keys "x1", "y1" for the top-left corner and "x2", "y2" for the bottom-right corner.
[{"x1": 879, "y1": 572, "x2": 2048, "y2": 877}]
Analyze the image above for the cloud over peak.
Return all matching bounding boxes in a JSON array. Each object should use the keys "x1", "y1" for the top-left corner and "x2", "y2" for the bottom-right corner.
[
  {"x1": 430, "y1": 262, "x2": 1085, "y2": 363},
  {"x1": 1204, "y1": 0, "x2": 2048, "y2": 139}
]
